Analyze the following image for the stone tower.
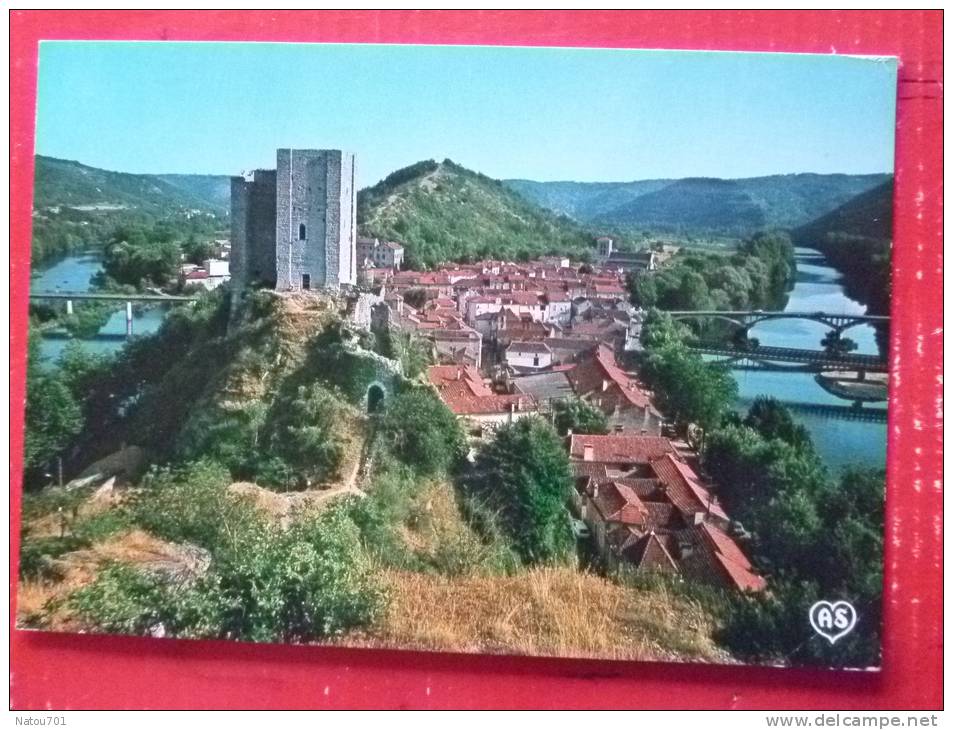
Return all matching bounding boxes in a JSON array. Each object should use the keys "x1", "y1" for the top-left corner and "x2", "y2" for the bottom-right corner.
[
  {"x1": 230, "y1": 169, "x2": 277, "y2": 289},
  {"x1": 275, "y1": 149, "x2": 356, "y2": 291},
  {"x1": 230, "y1": 148, "x2": 357, "y2": 292}
]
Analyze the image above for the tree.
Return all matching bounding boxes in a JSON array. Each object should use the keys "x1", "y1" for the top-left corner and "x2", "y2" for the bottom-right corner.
[
  {"x1": 23, "y1": 336, "x2": 83, "y2": 477},
  {"x1": 469, "y1": 417, "x2": 574, "y2": 564},
  {"x1": 265, "y1": 384, "x2": 348, "y2": 488},
  {"x1": 378, "y1": 389, "x2": 466, "y2": 475},
  {"x1": 552, "y1": 397, "x2": 609, "y2": 436},
  {"x1": 182, "y1": 235, "x2": 215, "y2": 266},
  {"x1": 821, "y1": 330, "x2": 858, "y2": 356},
  {"x1": 744, "y1": 396, "x2": 811, "y2": 450},
  {"x1": 102, "y1": 225, "x2": 181, "y2": 287},
  {"x1": 639, "y1": 310, "x2": 738, "y2": 433},
  {"x1": 402, "y1": 288, "x2": 428, "y2": 310}
]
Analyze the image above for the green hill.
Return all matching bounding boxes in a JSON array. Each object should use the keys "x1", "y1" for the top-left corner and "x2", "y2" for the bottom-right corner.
[
  {"x1": 506, "y1": 172, "x2": 890, "y2": 237},
  {"x1": 34, "y1": 155, "x2": 225, "y2": 214},
  {"x1": 598, "y1": 177, "x2": 767, "y2": 235},
  {"x1": 157, "y1": 173, "x2": 231, "y2": 212},
  {"x1": 793, "y1": 179, "x2": 894, "y2": 316},
  {"x1": 503, "y1": 178, "x2": 670, "y2": 221},
  {"x1": 31, "y1": 156, "x2": 228, "y2": 264},
  {"x1": 20, "y1": 289, "x2": 726, "y2": 661},
  {"x1": 358, "y1": 160, "x2": 596, "y2": 268}
]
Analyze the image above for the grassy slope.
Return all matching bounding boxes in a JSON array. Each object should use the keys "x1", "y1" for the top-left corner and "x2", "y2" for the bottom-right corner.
[
  {"x1": 343, "y1": 478, "x2": 725, "y2": 662},
  {"x1": 362, "y1": 567, "x2": 725, "y2": 661},
  {"x1": 358, "y1": 160, "x2": 595, "y2": 268}
]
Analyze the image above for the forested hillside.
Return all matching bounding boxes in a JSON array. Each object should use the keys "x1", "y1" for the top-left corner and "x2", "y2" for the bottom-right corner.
[
  {"x1": 506, "y1": 172, "x2": 890, "y2": 237},
  {"x1": 504, "y1": 178, "x2": 670, "y2": 221},
  {"x1": 358, "y1": 160, "x2": 596, "y2": 268},
  {"x1": 34, "y1": 156, "x2": 224, "y2": 214},
  {"x1": 157, "y1": 173, "x2": 231, "y2": 211},
  {"x1": 31, "y1": 156, "x2": 226, "y2": 264},
  {"x1": 793, "y1": 179, "x2": 894, "y2": 316}
]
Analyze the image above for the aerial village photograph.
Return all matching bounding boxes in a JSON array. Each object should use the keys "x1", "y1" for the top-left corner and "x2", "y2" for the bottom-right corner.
[{"x1": 16, "y1": 41, "x2": 896, "y2": 669}]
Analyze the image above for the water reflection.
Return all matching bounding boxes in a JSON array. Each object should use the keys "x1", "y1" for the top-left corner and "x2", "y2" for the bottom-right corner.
[{"x1": 729, "y1": 247, "x2": 887, "y2": 470}]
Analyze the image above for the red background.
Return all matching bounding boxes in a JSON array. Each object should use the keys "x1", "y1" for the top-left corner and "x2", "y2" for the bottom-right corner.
[{"x1": 9, "y1": 10, "x2": 943, "y2": 710}]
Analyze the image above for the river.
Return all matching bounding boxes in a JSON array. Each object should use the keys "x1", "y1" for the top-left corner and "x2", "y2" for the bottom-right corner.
[
  {"x1": 729, "y1": 247, "x2": 887, "y2": 471},
  {"x1": 32, "y1": 247, "x2": 887, "y2": 470},
  {"x1": 30, "y1": 252, "x2": 168, "y2": 363}
]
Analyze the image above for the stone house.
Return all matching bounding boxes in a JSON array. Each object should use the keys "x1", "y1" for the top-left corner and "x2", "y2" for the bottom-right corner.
[
  {"x1": 504, "y1": 340, "x2": 553, "y2": 372},
  {"x1": 567, "y1": 345, "x2": 664, "y2": 434}
]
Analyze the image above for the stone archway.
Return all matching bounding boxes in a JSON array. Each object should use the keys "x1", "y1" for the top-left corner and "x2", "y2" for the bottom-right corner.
[{"x1": 366, "y1": 383, "x2": 386, "y2": 414}]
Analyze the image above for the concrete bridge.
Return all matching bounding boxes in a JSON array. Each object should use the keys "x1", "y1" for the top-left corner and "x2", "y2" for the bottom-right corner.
[
  {"x1": 692, "y1": 343, "x2": 888, "y2": 373},
  {"x1": 667, "y1": 309, "x2": 889, "y2": 336},
  {"x1": 30, "y1": 290, "x2": 198, "y2": 337}
]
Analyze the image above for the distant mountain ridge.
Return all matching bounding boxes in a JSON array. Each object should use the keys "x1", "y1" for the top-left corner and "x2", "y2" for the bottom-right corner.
[
  {"x1": 34, "y1": 155, "x2": 229, "y2": 215},
  {"x1": 156, "y1": 173, "x2": 232, "y2": 211},
  {"x1": 504, "y1": 172, "x2": 890, "y2": 236}
]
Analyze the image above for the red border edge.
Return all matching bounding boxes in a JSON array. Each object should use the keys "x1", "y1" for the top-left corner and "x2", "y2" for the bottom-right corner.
[{"x1": 9, "y1": 10, "x2": 943, "y2": 710}]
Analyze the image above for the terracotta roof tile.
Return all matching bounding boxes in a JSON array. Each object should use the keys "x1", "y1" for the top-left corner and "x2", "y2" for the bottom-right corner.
[
  {"x1": 427, "y1": 365, "x2": 535, "y2": 416},
  {"x1": 650, "y1": 454, "x2": 729, "y2": 522},
  {"x1": 680, "y1": 524, "x2": 766, "y2": 592},
  {"x1": 569, "y1": 434, "x2": 676, "y2": 464},
  {"x1": 623, "y1": 532, "x2": 680, "y2": 573}
]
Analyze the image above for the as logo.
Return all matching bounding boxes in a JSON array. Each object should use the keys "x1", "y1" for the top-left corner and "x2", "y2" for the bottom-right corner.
[{"x1": 809, "y1": 600, "x2": 858, "y2": 644}]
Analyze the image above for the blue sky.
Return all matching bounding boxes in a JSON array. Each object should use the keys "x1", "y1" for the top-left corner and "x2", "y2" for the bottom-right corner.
[{"x1": 35, "y1": 42, "x2": 897, "y2": 187}]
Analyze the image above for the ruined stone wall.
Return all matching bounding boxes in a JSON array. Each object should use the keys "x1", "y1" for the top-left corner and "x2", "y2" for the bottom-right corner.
[
  {"x1": 338, "y1": 152, "x2": 357, "y2": 287},
  {"x1": 230, "y1": 170, "x2": 277, "y2": 290},
  {"x1": 230, "y1": 176, "x2": 251, "y2": 291},
  {"x1": 248, "y1": 170, "x2": 277, "y2": 287}
]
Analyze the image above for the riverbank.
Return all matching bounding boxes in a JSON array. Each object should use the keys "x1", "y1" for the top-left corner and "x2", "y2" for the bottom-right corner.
[
  {"x1": 30, "y1": 252, "x2": 169, "y2": 364},
  {"x1": 729, "y1": 247, "x2": 887, "y2": 469}
]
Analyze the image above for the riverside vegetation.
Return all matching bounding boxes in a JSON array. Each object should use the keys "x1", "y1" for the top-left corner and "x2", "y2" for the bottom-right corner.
[
  {"x1": 20, "y1": 282, "x2": 882, "y2": 665},
  {"x1": 624, "y1": 232, "x2": 883, "y2": 667},
  {"x1": 633, "y1": 311, "x2": 884, "y2": 667},
  {"x1": 18, "y1": 287, "x2": 724, "y2": 660},
  {"x1": 21, "y1": 159, "x2": 888, "y2": 664}
]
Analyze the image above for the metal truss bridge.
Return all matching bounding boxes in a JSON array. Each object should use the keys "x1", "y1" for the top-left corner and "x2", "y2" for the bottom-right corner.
[{"x1": 691, "y1": 343, "x2": 888, "y2": 373}]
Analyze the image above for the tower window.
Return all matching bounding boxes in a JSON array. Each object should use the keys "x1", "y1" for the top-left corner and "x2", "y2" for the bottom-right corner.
[{"x1": 299, "y1": 223, "x2": 307, "y2": 240}]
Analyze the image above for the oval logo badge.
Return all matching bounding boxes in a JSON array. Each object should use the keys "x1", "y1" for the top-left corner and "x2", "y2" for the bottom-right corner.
[{"x1": 809, "y1": 600, "x2": 858, "y2": 644}]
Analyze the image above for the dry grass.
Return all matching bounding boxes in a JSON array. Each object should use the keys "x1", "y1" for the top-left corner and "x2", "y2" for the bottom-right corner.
[
  {"x1": 16, "y1": 529, "x2": 208, "y2": 632},
  {"x1": 227, "y1": 478, "x2": 364, "y2": 529},
  {"x1": 353, "y1": 480, "x2": 729, "y2": 663},
  {"x1": 341, "y1": 566, "x2": 729, "y2": 663}
]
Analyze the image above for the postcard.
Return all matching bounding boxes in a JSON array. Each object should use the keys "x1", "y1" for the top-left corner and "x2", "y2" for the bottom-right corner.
[{"x1": 17, "y1": 41, "x2": 896, "y2": 669}]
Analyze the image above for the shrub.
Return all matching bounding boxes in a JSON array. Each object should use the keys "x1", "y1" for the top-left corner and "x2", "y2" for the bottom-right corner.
[
  {"x1": 24, "y1": 337, "x2": 83, "y2": 475},
  {"x1": 552, "y1": 398, "x2": 609, "y2": 436},
  {"x1": 212, "y1": 507, "x2": 385, "y2": 642},
  {"x1": 73, "y1": 482, "x2": 385, "y2": 643},
  {"x1": 468, "y1": 417, "x2": 575, "y2": 565},
  {"x1": 265, "y1": 384, "x2": 347, "y2": 487},
  {"x1": 378, "y1": 389, "x2": 466, "y2": 476},
  {"x1": 129, "y1": 460, "x2": 253, "y2": 551}
]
